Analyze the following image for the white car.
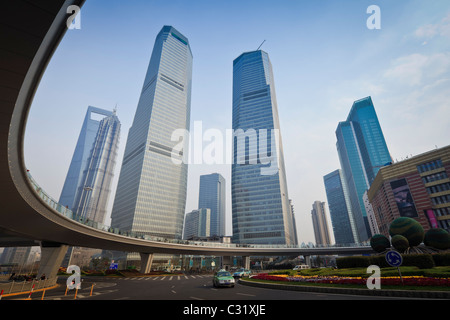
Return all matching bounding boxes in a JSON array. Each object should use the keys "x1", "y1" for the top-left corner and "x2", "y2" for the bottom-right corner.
[{"x1": 293, "y1": 265, "x2": 310, "y2": 270}]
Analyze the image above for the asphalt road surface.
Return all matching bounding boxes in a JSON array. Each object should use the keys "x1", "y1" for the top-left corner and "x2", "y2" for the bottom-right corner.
[{"x1": 6, "y1": 274, "x2": 406, "y2": 301}]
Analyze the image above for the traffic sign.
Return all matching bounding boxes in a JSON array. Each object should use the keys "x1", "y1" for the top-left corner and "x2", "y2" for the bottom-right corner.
[
  {"x1": 109, "y1": 263, "x2": 118, "y2": 270},
  {"x1": 385, "y1": 250, "x2": 403, "y2": 267}
]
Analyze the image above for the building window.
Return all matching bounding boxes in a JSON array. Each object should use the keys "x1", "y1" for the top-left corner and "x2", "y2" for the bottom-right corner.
[
  {"x1": 422, "y1": 171, "x2": 448, "y2": 184},
  {"x1": 417, "y1": 159, "x2": 443, "y2": 173}
]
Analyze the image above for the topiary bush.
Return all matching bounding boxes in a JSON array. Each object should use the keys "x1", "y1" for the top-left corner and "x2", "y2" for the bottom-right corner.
[
  {"x1": 370, "y1": 234, "x2": 391, "y2": 253},
  {"x1": 391, "y1": 234, "x2": 409, "y2": 253},
  {"x1": 424, "y1": 228, "x2": 450, "y2": 250},
  {"x1": 389, "y1": 217, "x2": 425, "y2": 247}
]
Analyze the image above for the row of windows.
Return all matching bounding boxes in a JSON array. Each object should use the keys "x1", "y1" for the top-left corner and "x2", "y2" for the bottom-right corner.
[
  {"x1": 426, "y1": 182, "x2": 450, "y2": 195},
  {"x1": 417, "y1": 159, "x2": 443, "y2": 173},
  {"x1": 431, "y1": 194, "x2": 450, "y2": 206},
  {"x1": 422, "y1": 171, "x2": 448, "y2": 184},
  {"x1": 434, "y1": 207, "x2": 450, "y2": 217}
]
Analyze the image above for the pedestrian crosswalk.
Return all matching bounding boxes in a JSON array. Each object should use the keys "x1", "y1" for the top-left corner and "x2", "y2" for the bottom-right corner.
[{"x1": 118, "y1": 275, "x2": 212, "y2": 281}]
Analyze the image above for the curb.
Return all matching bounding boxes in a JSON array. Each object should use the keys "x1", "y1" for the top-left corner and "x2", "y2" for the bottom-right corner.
[{"x1": 238, "y1": 279, "x2": 450, "y2": 299}]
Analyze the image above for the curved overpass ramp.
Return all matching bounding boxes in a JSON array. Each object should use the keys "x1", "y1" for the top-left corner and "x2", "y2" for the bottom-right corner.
[{"x1": 0, "y1": 1, "x2": 373, "y2": 278}]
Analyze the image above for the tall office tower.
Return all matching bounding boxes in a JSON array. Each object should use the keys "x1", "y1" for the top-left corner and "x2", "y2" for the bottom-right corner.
[
  {"x1": 231, "y1": 50, "x2": 296, "y2": 245},
  {"x1": 336, "y1": 96, "x2": 392, "y2": 241},
  {"x1": 72, "y1": 111, "x2": 120, "y2": 223},
  {"x1": 198, "y1": 173, "x2": 226, "y2": 237},
  {"x1": 183, "y1": 208, "x2": 211, "y2": 240},
  {"x1": 311, "y1": 201, "x2": 331, "y2": 246},
  {"x1": 110, "y1": 26, "x2": 192, "y2": 240},
  {"x1": 59, "y1": 106, "x2": 115, "y2": 213},
  {"x1": 323, "y1": 169, "x2": 356, "y2": 244},
  {"x1": 59, "y1": 106, "x2": 120, "y2": 268}
]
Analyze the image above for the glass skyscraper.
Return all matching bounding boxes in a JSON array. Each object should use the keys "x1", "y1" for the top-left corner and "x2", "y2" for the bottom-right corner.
[
  {"x1": 59, "y1": 106, "x2": 120, "y2": 223},
  {"x1": 336, "y1": 96, "x2": 391, "y2": 241},
  {"x1": 110, "y1": 26, "x2": 192, "y2": 240},
  {"x1": 59, "y1": 106, "x2": 120, "y2": 267},
  {"x1": 198, "y1": 173, "x2": 226, "y2": 237},
  {"x1": 183, "y1": 208, "x2": 211, "y2": 240},
  {"x1": 323, "y1": 169, "x2": 356, "y2": 244},
  {"x1": 311, "y1": 201, "x2": 331, "y2": 246},
  {"x1": 231, "y1": 50, "x2": 297, "y2": 245}
]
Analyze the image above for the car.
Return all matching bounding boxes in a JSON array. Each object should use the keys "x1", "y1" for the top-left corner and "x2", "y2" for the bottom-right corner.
[
  {"x1": 233, "y1": 268, "x2": 251, "y2": 278},
  {"x1": 293, "y1": 265, "x2": 310, "y2": 270},
  {"x1": 212, "y1": 270, "x2": 235, "y2": 288}
]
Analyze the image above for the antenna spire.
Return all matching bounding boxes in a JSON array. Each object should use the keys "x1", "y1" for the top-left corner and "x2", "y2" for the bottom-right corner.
[{"x1": 257, "y1": 40, "x2": 266, "y2": 51}]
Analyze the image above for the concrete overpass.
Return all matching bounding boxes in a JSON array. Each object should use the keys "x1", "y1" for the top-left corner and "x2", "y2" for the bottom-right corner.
[{"x1": 0, "y1": 0, "x2": 374, "y2": 281}]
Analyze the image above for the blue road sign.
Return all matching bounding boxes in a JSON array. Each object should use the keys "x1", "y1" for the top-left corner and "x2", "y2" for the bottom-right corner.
[
  {"x1": 385, "y1": 250, "x2": 403, "y2": 267},
  {"x1": 109, "y1": 263, "x2": 118, "y2": 270}
]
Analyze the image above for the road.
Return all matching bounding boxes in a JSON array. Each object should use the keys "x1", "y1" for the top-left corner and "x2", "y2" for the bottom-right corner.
[{"x1": 3, "y1": 274, "x2": 407, "y2": 301}]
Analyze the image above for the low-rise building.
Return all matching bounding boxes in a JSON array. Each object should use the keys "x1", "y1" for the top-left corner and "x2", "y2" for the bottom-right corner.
[{"x1": 367, "y1": 145, "x2": 450, "y2": 237}]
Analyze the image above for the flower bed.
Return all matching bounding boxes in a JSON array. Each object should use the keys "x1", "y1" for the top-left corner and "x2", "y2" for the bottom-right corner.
[{"x1": 251, "y1": 273, "x2": 450, "y2": 287}]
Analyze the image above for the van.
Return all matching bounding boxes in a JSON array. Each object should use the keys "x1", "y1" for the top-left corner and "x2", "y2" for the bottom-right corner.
[{"x1": 293, "y1": 265, "x2": 310, "y2": 270}]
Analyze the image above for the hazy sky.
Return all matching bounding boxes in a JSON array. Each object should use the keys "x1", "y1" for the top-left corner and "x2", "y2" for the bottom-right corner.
[{"x1": 25, "y1": 0, "x2": 450, "y2": 244}]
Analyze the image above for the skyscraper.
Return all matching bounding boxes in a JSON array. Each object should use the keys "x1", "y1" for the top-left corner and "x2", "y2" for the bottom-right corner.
[
  {"x1": 231, "y1": 50, "x2": 296, "y2": 245},
  {"x1": 311, "y1": 201, "x2": 331, "y2": 246},
  {"x1": 336, "y1": 96, "x2": 391, "y2": 241},
  {"x1": 72, "y1": 111, "x2": 120, "y2": 223},
  {"x1": 323, "y1": 169, "x2": 356, "y2": 244},
  {"x1": 110, "y1": 26, "x2": 192, "y2": 240},
  {"x1": 59, "y1": 106, "x2": 120, "y2": 267},
  {"x1": 59, "y1": 106, "x2": 120, "y2": 223},
  {"x1": 198, "y1": 173, "x2": 226, "y2": 237},
  {"x1": 183, "y1": 208, "x2": 211, "y2": 240}
]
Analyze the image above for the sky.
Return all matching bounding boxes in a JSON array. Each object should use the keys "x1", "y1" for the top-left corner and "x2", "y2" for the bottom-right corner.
[{"x1": 24, "y1": 0, "x2": 450, "y2": 245}]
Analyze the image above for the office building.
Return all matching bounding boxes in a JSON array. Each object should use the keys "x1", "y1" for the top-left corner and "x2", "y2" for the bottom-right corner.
[
  {"x1": 71, "y1": 110, "x2": 121, "y2": 223},
  {"x1": 198, "y1": 173, "x2": 226, "y2": 237},
  {"x1": 59, "y1": 106, "x2": 117, "y2": 216},
  {"x1": 59, "y1": 106, "x2": 120, "y2": 267},
  {"x1": 323, "y1": 169, "x2": 356, "y2": 244},
  {"x1": 110, "y1": 26, "x2": 192, "y2": 241},
  {"x1": 336, "y1": 96, "x2": 392, "y2": 241},
  {"x1": 311, "y1": 201, "x2": 332, "y2": 246},
  {"x1": 231, "y1": 50, "x2": 297, "y2": 245},
  {"x1": 183, "y1": 208, "x2": 211, "y2": 240},
  {"x1": 367, "y1": 145, "x2": 450, "y2": 236}
]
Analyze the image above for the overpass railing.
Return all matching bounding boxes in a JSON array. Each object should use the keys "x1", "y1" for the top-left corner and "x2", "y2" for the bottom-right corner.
[{"x1": 27, "y1": 172, "x2": 370, "y2": 251}]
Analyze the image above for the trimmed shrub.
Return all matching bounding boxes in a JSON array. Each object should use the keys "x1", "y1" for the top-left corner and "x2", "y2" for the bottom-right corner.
[
  {"x1": 432, "y1": 253, "x2": 450, "y2": 266},
  {"x1": 336, "y1": 256, "x2": 371, "y2": 269},
  {"x1": 402, "y1": 254, "x2": 435, "y2": 269},
  {"x1": 424, "y1": 228, "x2": 450, "y2": 250}
]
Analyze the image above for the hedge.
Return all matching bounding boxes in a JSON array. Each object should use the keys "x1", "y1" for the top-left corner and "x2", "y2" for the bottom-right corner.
[
  {"x1": 336, "y1": 253, "x2": 450, "y2": 269},
  {"x1": 432, "y1": 253, "x2": 450, "y2": 266}
]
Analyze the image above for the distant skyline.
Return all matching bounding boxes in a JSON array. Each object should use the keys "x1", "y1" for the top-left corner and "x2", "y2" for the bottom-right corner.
[{"x1": 24, "y1": 0, "x2": 450, "y2": 244}]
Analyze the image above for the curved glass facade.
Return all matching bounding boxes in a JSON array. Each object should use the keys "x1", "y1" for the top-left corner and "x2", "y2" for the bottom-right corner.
[
  {"x1": 336, "y1": 97, "x2": 392, "y2": 241},
  {"x1": 110, "y1": 26, "x2": 192, "y2": 240},
  {"x1": 231, "y1": 50, "x2": 297, "y2": 245}
]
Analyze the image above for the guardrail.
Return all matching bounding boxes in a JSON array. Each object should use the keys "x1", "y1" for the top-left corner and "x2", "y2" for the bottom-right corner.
[
  {"x1": 27, "y1": 172, "x2": 370, "y2": 251},
  {"x1": 0, "y1": 277, "x2": 57, "y2": 296}
]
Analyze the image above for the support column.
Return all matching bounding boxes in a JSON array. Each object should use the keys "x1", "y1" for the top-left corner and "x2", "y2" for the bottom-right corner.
[
  {"x1": 305, "y1": 255, "x2": 312, "y2": 268},
  {"x1": 38, "y1": 242, "x2": 68, "y2": 280},
  {"x1": 243, "y1": 256, "x2": 250, "y2": 270},
  {"x1": 140, "y1": 253, "x2": 154, "y2": 274},
  {"x1": 221, "y1": 256, "x2": 232, "y2": 271}
]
